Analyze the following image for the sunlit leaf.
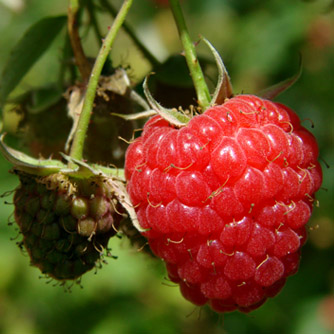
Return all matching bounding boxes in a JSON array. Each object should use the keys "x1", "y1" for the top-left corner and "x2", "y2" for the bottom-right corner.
[{"x1": 0, "y1": 16, "x2": 67, "y2": 105}]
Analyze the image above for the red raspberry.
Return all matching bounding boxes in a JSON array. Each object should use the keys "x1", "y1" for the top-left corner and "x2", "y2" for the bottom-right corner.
[{"x1": 125, "y1": 94, "x2": 322, "y2": 313}]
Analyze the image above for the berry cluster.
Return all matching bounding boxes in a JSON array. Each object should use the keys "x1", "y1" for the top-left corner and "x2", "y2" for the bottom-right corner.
[
  {"x1": 14, "y1": 172, "x2": 120, "y2": 280},
  {"x1": 125, "y1": 94, "x2": 322, "y2": 312}
]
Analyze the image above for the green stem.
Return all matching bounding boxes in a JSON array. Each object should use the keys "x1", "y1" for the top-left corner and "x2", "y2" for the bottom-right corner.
[
  {"x1": 100, "y1": 0, "x2": 160, "y2": 67},
  {"x1": 168, "y1": 0, "x2": 211, "y2": 110},
  {"x1": 69, "y1": 0, "x2": 134, "y2": 161}
]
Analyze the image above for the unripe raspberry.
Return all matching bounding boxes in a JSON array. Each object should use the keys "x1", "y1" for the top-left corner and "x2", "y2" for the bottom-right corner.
[{"x1": 14, "y1": 171, "x2": 121, "y2": 280}]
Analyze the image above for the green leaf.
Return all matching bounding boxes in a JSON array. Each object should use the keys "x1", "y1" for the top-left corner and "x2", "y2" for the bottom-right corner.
[{"x1": 0, "y1": 15, "x2": 67, "y2": 105}]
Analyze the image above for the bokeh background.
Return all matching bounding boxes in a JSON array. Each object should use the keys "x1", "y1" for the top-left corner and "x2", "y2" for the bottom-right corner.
[{"x1": 0, "y1": 0, "x2": 333, "y2": 333}]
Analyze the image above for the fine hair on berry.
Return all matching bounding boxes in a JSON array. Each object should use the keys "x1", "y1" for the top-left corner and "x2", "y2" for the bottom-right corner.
[{"x1": 125, "y1": 94, "x2": 323, "y2": 313}]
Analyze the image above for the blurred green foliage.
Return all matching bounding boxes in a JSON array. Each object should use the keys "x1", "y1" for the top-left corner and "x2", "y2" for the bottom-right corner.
[{"x1": 0, "y1": 0, "x2": 333, "y2": 333}]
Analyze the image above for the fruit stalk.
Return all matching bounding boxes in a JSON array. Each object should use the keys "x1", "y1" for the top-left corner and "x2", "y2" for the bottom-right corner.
[
  {"x1": 69, "y1": 0, "x2": 134, "y2": 162},
  {"x1": 99, "y1": 0, "x2": 161, "y2": 67},
  {"x1": 168, "y1": 0, "x2": 211, "y2": 110},
  {"x1": 68, "y1": 0, "x2": 91, "y2": 81}
]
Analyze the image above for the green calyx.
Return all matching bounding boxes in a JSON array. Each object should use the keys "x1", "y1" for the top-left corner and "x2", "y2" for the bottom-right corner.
[{"x1": 0, "y1": 133, "x2": 124, "y2": 179}]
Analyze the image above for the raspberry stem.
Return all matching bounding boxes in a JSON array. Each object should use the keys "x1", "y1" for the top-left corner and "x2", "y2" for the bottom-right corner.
[
  {"x1": 69, "y1": 0, "x2": 133, "y2": 163},
  {"x1": 99, "y1": 0, "x2": 161, "y2": 67},
  {"x1": 168, "y1": 0, "x2": 211, "y2": 110},
  {"x1": 68, "y1": 0, "x2": 91, "y2": 81}
]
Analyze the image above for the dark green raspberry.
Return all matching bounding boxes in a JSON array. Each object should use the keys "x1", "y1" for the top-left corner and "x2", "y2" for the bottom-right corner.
[{"x1": 13, "y1": 171, "x2": 122, "y2": 281}]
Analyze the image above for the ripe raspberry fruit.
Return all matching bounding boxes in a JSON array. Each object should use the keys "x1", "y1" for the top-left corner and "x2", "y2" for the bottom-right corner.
[
  {"x1": 13, "y1": 171, "x2": 121, "y2": 281},
  {"x1": 125, "y1": 94, "x2": 322, "y2": 312}
]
